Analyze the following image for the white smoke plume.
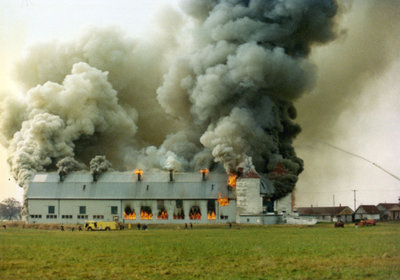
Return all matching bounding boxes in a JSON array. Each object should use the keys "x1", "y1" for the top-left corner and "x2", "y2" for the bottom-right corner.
[{"x1": 0, "y1": 0, "x2": 340, "y2": 205}]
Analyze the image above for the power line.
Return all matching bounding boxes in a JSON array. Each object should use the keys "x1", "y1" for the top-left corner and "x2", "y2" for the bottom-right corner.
[{"x1": 320, "y1": 142, "x2": 400, "y2": 182}]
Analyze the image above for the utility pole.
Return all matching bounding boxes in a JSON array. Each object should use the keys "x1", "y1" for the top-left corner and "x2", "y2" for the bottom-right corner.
[
  {"x1": 333, "y1": 194, "x2": 335, "y2": 207},
  {"x1": 352, "y1": 189, "x2": 357, "y2": 211}
]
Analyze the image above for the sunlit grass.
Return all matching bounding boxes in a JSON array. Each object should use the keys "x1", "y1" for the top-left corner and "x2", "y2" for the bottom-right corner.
[{"x1": 0, "y1": 223, "x2": 399, "y2": 279}]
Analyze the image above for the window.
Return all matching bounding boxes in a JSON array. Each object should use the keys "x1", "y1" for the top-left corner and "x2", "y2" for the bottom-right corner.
[
  {"x1": 46, "y1": 215, "x2": 57, "y2": 219},
  {"x1": 189, "y1": 206, "x2": 201, "y2": 220},
  {"x1": 174, "y1": 200, "x2": 184, "y2": 220},
  {"x1": 48, "y1": 206, "x2": 55, "y2": 214},
  {"x1": 207, "y1": 200, "x2": 216, "y2": 220},
  {"x1": 111, "y1": 206, "x2": 118, "y2": 215},
  {"x1": 77, "y1": 215, "x2": 88, "y2": 219},
  {"x1": 61, "y1": 215, "x2": 72, "y2": 219},
  {"x1": 157, "y1": 200, "x2": 164, "y2": 209},
  {"x1": 30, "y1": 215, "x2": 42, "y2": 219},
  {"x1": 79, "y1": 206, "x2": 86, "y2": 214},
  {"x1": 93, "y1": 215, "x2": 104, "y2": 219},
  {"x1": 140, "y1": 206, "x2": 153, "y2": 220}
]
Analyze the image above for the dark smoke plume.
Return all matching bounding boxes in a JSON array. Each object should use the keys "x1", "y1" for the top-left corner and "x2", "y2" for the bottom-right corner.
[
  {"x1": 57, "y1": 156, "x2": 87, "y2": 179},
  {"x1": 0, "y1": 0, "x2": 339, "y2": 208},
  {"x1": 90, "y1": 155, "x2": 112, "y2": 181}
]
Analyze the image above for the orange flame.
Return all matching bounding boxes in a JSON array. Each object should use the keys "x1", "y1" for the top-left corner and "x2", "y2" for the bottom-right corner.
[
  {"x1": 173, "y1": 213, "x2": 185, "y2": 219},
  {"x1": 207, "y1": 211, "x2": 216, "y2": 220},
  {"x1": 124, "y1": 211, "x2": 136, "y2": 220},
  {"x1": 200, "y1": 168, "x2": 209, "y2": 174},
  {"x1": 228, "y1": 173, "x2": 237, "y2": 187},
  {"x1": 189, "y1": 213, "x2": 201, "y2": 220},
  {"x1": 189, "y1": 207, "x2": 201, "y2": 220},
  {"x1": 134, "y1": 169, "x2": 144, "y2": 175},
  {"x1": 218, "y1": 193, "x2": 229, "y2": 206},
  {"x1": 157, "y1": 210, "x2": 169, "y2": 220},
  {"x1": 140, "y1": 210, "x2": 153, "y2": 220}
]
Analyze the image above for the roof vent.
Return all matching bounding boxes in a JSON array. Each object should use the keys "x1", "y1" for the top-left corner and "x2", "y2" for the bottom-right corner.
[
  {"x1": 59, "y1": 171, "x2": 66, "y2": 182},
  {"x1": 134, "y1": 169, "x2": 143, "y2": 181},
  {"x1": 200, "y1": 169, "x2": 209, "y2": 181}
]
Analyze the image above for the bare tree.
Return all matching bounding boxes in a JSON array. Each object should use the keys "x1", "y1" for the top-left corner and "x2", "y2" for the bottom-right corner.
[{"x1": 0, "y1": 198, "x2": 22, "y2": 220}]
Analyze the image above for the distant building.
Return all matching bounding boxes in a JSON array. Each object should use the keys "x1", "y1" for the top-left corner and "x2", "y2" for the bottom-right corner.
[
  {"x1": 296, "y1": 206, "x2": 354, "y2": 222},
  {"x1": 354, "y1": 205, "x2": 380, "y2": 221},
  {"x1": 26, "y1": 169, "x2": 287, "y2": 225},
  {"x1": 377, "y1": 203, "x2": 400, "y2": 221}
]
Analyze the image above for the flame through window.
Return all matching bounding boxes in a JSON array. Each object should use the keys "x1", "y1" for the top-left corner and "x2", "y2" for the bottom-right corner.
[
  {"x1": 189, "y1": 206, "x2": 201, "y2": 220},
  {"x1": 124, "y1": 206, "x2": 136, "y2": 220}
]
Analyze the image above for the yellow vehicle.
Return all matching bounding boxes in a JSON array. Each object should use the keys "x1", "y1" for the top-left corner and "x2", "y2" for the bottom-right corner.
[{"x1": 84, "y1": 221, "x2": 122, "y2": 231}]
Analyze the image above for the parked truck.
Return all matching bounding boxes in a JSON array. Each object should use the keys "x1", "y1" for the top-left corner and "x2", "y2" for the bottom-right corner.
[
  {"x1": 358, "y1": 219, "x2": 376, "y2": 226},
  {"x1": 84, "y1": 221, "x2": 123, "y2": 231}
]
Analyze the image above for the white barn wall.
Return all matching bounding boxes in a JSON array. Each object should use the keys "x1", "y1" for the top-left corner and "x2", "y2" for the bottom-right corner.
[
  {"x1": 28, "y1": 199, "x2": 122, "y2": 224},
  {"x1": 29, "y1": 198, "x2": 237, "y2": 224},
  {"x1": 26, "y1": 171, "x2": 284, "y2": 225},
  {"x1": 236, "y1": 177, "x2": 263, "y2": 223},
  {"x1": 275, "y1": 193, "x2": 292, "y2": 214}
]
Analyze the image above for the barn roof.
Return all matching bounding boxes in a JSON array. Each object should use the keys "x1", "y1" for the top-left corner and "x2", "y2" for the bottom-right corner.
[
  {"x1": 27, "y1": 171, "x2": 236, "y2": 200},
  {"x1": 377, "y1": 203, "x2": 399, "y2": 210},
  {"x1": 355, "y1": 205, "x2": 380, "y2": 214},
  {"x1": 297, "y1": 206, "x2": 353, "y2": 216},
  {"x1": 388, "y1": 205, "x2": 400, "y2": 212}
]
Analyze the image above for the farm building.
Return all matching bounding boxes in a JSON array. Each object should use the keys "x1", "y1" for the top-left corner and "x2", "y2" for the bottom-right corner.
[
  {"x1": 296, "y1": 206, "x2": 354, "y2": 223},
  {"x1": 26, "y1": 168, "x2": 288, "y2": 225},
  {"x1": 354, "y1": 205, "x2": 380, "y2": 221},
  {"x1": 377, "y1": 203, "x2": 400, "y2": 221}
]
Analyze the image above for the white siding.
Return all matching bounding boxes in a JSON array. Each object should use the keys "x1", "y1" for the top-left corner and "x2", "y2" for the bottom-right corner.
[
  {"x1": 28, "y1": 199, "x2": 122, "y2": 224},
  {"x1": 28, "y1": 198, "x2": 237, "y2": 224},
  {"x1": 236, "y1": 178, "x2": 263, "y2": 223},
  {"x1": 275, "y1": 193, "x2": 292, "y2": 214},
  {"x1": 354, "y1": 213, "x2": 380, "y2": 220}
]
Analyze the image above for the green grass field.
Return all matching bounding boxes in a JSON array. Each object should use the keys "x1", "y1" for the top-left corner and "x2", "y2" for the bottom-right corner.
[{"x1": 0, "y1": 222, "x2": 399, "y2": 279}]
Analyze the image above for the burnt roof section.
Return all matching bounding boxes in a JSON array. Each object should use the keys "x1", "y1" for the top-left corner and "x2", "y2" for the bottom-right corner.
[
  {"x1": 241, "y1": 169, "x2": 261, "y2": 179},
  {"x1": 297, "y1": 206, "x2": 354, "y2": 216},
  {"x1": 356, "y1": 205, "x2": 380, "y2": 214},
  {"x1": 260, "y1": 176, "x2": 275, "y2": 196}
]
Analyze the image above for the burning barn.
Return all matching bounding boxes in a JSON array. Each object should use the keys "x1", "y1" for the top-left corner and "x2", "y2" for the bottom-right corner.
[
  {"x1": 26, "y1": 168, "x2": 289, "y2": 225},
  {"x1": 1, "y1": 1, "x2": 340, "y2": 226}
]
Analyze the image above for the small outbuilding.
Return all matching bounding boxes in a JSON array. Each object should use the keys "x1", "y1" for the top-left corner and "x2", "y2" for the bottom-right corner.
[
  {"x1": 377, "y1": 203, "x2": 400, "y2": 220},
  {"x1": 387, "y1": 205, "x2": 400, "y2": 220},
  {"x1": 296, "y1": 206, "x2": 354, "y2": 223},
  {"x1": 354, "y1": 205, "x2": 380, "y2": 221}
]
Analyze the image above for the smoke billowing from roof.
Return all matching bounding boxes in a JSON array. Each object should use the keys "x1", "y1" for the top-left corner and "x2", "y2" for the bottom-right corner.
[
  {"x1": 0, "y1": 0, "x2": 339, "y2": 201},
  {"x1": 57, "y1": 156, "x2": 87, "y2": 178},
  {"x1": 89, "y1": 155, "x2": 112, "y2": 181}
]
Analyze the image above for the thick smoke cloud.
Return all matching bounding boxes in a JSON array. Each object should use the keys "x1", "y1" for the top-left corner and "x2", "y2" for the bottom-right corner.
[
  {"x1": 157, "y1": 0, "x2": 338, "y2": 194},
  {"x1": 296, "y1": 0, "x2": 400, "y2": 141},
  {"x1": 0, "y1": 0, "x2": 339, "y2": 204},
  {"x1": 292, "y1": 0, "x2": 400, "y2": 206}
]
